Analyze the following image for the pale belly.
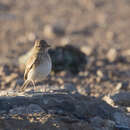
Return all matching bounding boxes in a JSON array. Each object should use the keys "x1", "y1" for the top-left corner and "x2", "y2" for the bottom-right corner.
[{"x1": 28, "y1": 58, "x2": 52, "y2": 81}]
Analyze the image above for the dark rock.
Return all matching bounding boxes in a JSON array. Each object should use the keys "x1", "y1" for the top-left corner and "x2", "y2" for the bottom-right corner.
[
  {"x1": 111, "y1": 92, "x2": 130, "y2": 106},
  {"x1": 49, "y1": 45, "x2": 87, "y2": 74}
]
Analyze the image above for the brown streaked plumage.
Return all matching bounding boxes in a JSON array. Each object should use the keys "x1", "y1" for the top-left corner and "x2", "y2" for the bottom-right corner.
[{"x1": 20, "y1": 40, "x2": 52, "y2": 92}]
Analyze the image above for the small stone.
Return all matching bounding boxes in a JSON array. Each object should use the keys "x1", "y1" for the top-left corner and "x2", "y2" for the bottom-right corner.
[
  {"x1": 115, "y1": 83, "x2": 122, "y2": 91},
  {"x1": 122, "y1": 49, "x2": 130, "y2": 56},
  {"x1": 97, "y1": 13, "x2": 107, "y2": 25},
  {"x1": 59, "y1": 71, "x2": 66, "y2": 77},
  {"x1": 96, "y1": 77, "x2": 101, "y2": 83},
  {"x1": 77, "y1": 85, "x2": 88, "y2": 96},
  {"x1": 121, "y1": 81, "x2": 129, "y2": 90},
  {"x1": 107, "y1": 48, "x2": 117, "y2": 62},
  {"x1": 17, "y1": 35, "x2": 27, "y2": 43},
  {"x1": 0, "y1": 64, "x2": 10, "y2": 76},
  {"x1": 60, "y1": 37, "x2": 69, "y2": 46},
  {"x1": 106, "y1": 31, "x2": 114, "y2": 40},
  {"x1": 64, "y1": 83, "x2": 76, "y2": 92},
  {"x1": 79, "y1": 71, "x2": 85, "y2": 76},
  {"x1": 57, "y1": 78, "x2": 64, "y2": 84},
  {"x1": 5, "y1": 73, "x2": 18, "y2": 83},
  {"x1": 27, "y1": 32, "x2": 36, "y2": 41},
  {"x1": 0, "y1": 3, "x2": 10, "y2": 11},
  {"x1": 96, "y1": 70, "x2": 103, "y2": 78},
  {"x1": 53, "y1": 24, "x2": 65, "y2": 36},
  {"x1": 80, "y1": 46, "x2": 93, "y2": 56},
  {"x1": 72, "y1": 78, "x2": 78, "y2": 83},
  {"x1": 96, "y1": 60, "x2": 104, "y2": 67},
  {"x1": 10, "y1": 80, "x2": 17, "y2": 89},
  {"x1": 126, "y1": 107, "x2": 130, "y2": 112},
  {"x1": 102, "y1": 95, "x2": 114, "y2": 107},
  {"x1": 43, "y1": 25, "x2": 55, "y2": 38}
]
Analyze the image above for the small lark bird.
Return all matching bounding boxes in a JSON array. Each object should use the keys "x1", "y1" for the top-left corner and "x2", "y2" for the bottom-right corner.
[{"x1": 20, "y1": 40, "x2": 52, "y2": 91}]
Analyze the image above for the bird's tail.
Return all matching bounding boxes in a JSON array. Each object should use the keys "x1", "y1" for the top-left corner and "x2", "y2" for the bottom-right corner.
[{"x1": 19, "y1": 80, "x2": 30, "y2": 92}]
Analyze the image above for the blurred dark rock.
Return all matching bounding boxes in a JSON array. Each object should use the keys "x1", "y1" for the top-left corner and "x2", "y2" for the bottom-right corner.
[
  {"x1": 113, "y1": 112, "x2": 130, "y2": 128},
  {"x1": 111, "y1": 92, "x2": 130, "y2": 106},
  {"x1": 53, "y1": 24, "x2": 65, "y2": 37},
  {"x1": 9, "y1": 104, "x2": 45, "y2": 115},
  {"x1": 43, "y1": 24, "x2": 65, "y2": 38},
  {"x1": 90, "y1": 116, "x2": 115, "y2": 130},
  {"x1": 0, "y1": 3, "x2": 10, "y2": 11},
  {"x1": 0, "y1": 64, "x2": 11, "y2": 76},
  {"x1": 71, "y1": 24, "x2": 98, "y2": 36},
  {"x1": 49, "y1": 45, "x2": 87, "y2": 74}
]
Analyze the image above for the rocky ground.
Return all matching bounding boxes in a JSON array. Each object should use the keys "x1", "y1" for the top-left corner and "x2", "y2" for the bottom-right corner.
[{"x1": 0, "y1": 0, "x2": 130, "y2": 129}]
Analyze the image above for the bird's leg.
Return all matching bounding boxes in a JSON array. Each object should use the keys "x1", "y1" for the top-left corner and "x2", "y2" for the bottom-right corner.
[
  {"x1": 19, "y1": 80, "x2": 30, "y2": 92},
  {"x1": 30, "y1": 79, "x2": 36, "y2": 92}
]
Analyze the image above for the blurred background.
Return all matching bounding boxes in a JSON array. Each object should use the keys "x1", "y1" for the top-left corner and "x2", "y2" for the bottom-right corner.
[{"x1": 0, "y1": 0, "x2": 130, "y2": 96}]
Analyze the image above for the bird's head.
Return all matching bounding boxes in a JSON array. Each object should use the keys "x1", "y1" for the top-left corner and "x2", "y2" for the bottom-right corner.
[{"x1": 34, "y1": 40, "x2": 50, "y2": 52}]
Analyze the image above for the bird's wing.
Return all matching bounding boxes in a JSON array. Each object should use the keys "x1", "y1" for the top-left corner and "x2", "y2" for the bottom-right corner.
[{"x1": 24, "y1": 53, "x2": 39, "y2": 80}]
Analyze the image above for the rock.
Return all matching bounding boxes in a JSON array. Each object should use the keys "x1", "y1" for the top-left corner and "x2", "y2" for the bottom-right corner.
[
  {"x1": 102, "y1": 96, "x2": 115, "y2": 107},
  {"x1": 90, "y1": 116, "x2": 104, "y2": 127},
  {"x1": 43, "y1": 25, "x2": 55, "y2": 38},
  {"x1": 77, "y1": 85, "x2": 88, "y2": 96},
  {"x1": 17, "y1": 35, "x2": 27, "y2": 43},
  {"x1": 0, "y1": 114, "x2": 93, "y2": 130},
  {"x1": 113, "y1": 112, "x2": 130, "y2": 127},
  {"x1": 104, "y1": 120, "x2": 115, "y2": 129},
  {"x1": 80, "y1": 46, "x2": 93, "y2": 56},
  {"x1": 63, "y1": 83, "x2": 76, "y2": 92},
  {"x1": 0, "y1": 92, "x2": 122, "y2": 130},
  {"x1": 106, "y1": 48, "x2": 117, "y2": 62},
  {"x1": 43, "y1": 23, "x2": 65, "y2": 38},
  {"x1": 97, "y1": 13, "x2": 107, "y2": 25},
  {"x1": 9, "y1": 104, "x2": 45, "y2": 115},
  {"x1": 126, "y1": 107, "x2": 130, "y2": 112},
  {"x1": 10, "y1": 80, "x2": 17, "y2": 89},
  {"x1": 111, "y1": 92, "x2": 130, "y2": 106},
  {"x1": 114, "y1": 83, "x2": 122, "y2": 91},
  {"x1": 0, "y1": 64, "x2": 11, "y2": 76},
  {"x1": 0, "y1": 3, "x2": 10, "y2": 11},
  {"x1": 9, "y1": 106, "x2": 27, "y2": 115},
  {"x1": 27, "y1": 104, "x2": 45, "y2": 114},
  {"x1": 52, "y1": 24, "x2": 65, "y2": 36},
  {"x1": 115, "y1": 125, "x2": 130, "y2": 130},
  {"x1": 122, "y1": 49, "x2": 130, "y2": 56},
  {"x1": 121, "y1": 81, "x2": 129, "y2": 90},
  {"x1": 106, "y1": 31, "x2": 114, "y2": 40},
  {"x1": 5, "y1": 73, "x2": 18, "y2": 83},
  {"x1": 90, "y1": 116, "x2": 115, "y2": 130},
  {"x1": 26, "y1": 32, "x2": 36, "y2": 41},
  {"x1": 56, "y1": 78, "x2": 64, "y2": 84},
  {"x1": 49, "y1": 45, "x2": 87, "y2": 74},
  {"x1": 60, "y1": 37, "x2": 69, "y2": 46},
  {"x1": 97, "y1": 70, "x2": 104, "y2": 78}
]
